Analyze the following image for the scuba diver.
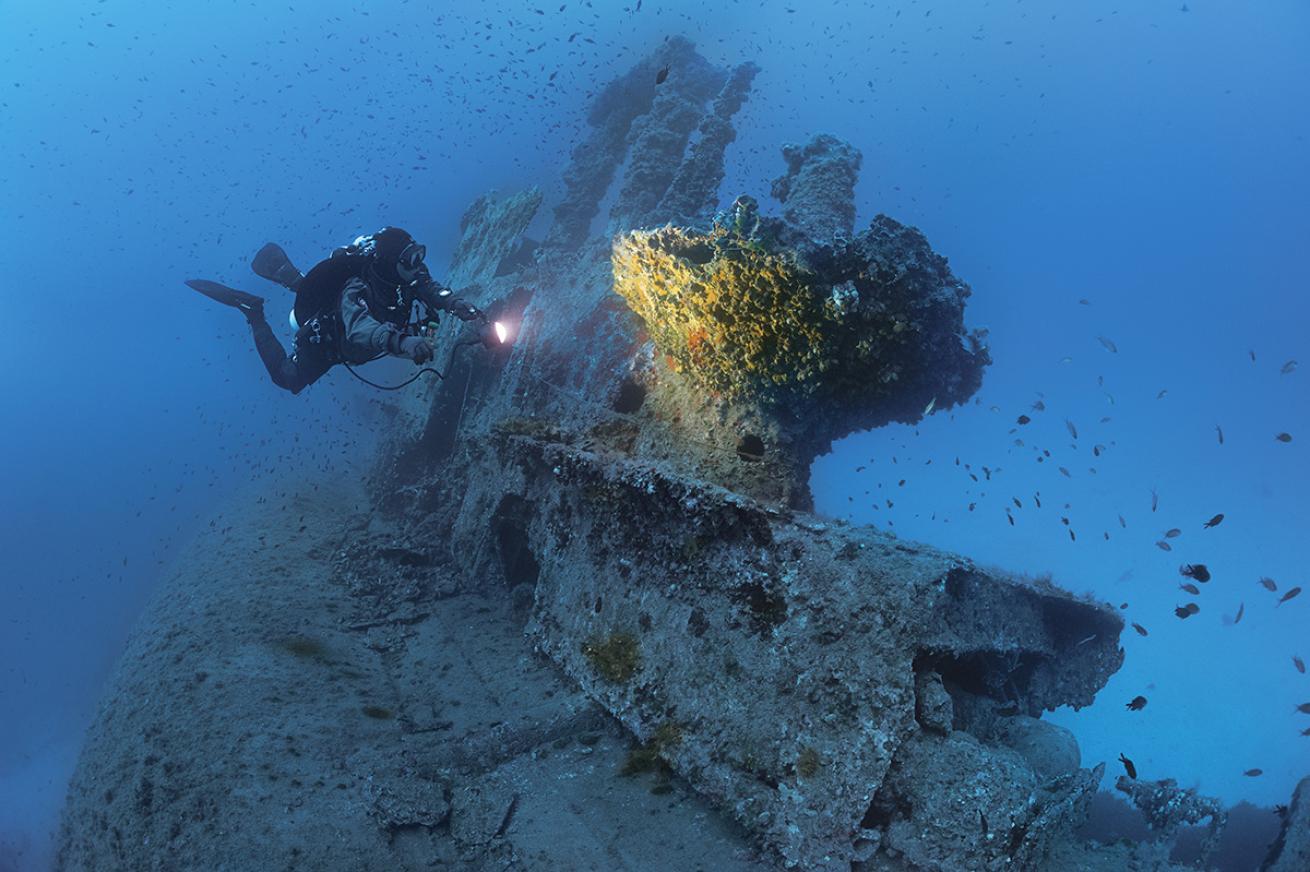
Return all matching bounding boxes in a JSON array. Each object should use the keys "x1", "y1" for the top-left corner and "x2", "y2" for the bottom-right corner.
[{"x1": 186, "y1": 227, "x2": 504, "y2": 394}]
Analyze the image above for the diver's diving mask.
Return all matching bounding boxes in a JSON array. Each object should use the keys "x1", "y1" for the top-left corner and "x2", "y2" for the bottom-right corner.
[{"x1": 397, "y1": 241, "x2": 427, "y2": 277}]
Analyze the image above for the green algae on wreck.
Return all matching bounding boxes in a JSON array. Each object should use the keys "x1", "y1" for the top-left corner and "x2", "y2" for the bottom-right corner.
[
  {"x1": 621, "y1": 720, "x2": 684, "y2": 777},
  {"x1": 796, "y1": 746, "x2": 823, "y2": 779},
  {"x1": 276, "y1": 635, "x2": 330, "y2": 662},
  {"x1": 581, "y1": 631, "x2": 641, "y2": 683}
]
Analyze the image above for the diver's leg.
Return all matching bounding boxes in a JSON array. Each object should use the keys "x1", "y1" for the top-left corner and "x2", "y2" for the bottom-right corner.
[{"x1": 246, "y1": 310, "x2": 324, "y2": 394}]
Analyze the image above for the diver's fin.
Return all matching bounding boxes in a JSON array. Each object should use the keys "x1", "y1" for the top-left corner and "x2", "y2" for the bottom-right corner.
[
  {"x1": 251, "y1": 243, "x2": 304, "y2": 290},
  {"x1": 185, "y1": 279, "x2": 265, "y2": 314}
]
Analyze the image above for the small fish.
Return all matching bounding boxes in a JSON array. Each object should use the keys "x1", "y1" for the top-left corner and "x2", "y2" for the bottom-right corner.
[
  {"x1": 1244, "y1": 769, "x2": 1263, "y2": 777},
  {"x1": 1155, "y1": 540, "x2": 1173, "y2": 552},
  {"x1": 1132, "y1": 622, "x2": 1148, "y2": 636},
  {"x1": 1234, "y1": 603, "x2": 1244, "y2": 624},
  {"x1": 1175, "y1": 603, "x2": 1200, "y2": 618},
  {"x1": 923, "y1": 397, "x2": 936, "y2": 416},
  {"x1": 1156, "y1": 389, "x2": 1168, "y2": 400},
  {"x1": 1118, "y1": 515, "x2": 1127, "y2": 529},
  {"x1": 1151, "y1": 489, "x2": 1159, "y2": 512},
  {"x1": 1126, "y1": 695, "x2": 1147, "y2": 711},
  {"x1": 1180, "y1": 564, "x2": 1211, "y2": 583},
  {"x1": 1164, "y1": 528, "x2": 1182, "y2": 538},
  {"x1": 1179, "y1": 583, "x2": 1200, "y2": 595},
  {"x1": 1203, "y1": 513, "x2": 1224, "y2": 528},
  {"x1": 1098, "y1": 336, "x2": 1118, "y2": 353},
  {"x1": 1031, "y1": 399, "x2": 1046, "y2": 412},
  {"x1": 1016, "y1": 414, "x2": 1031, "y2": 425},
  {"x1": 1118, "y1": 753, "x2": 1137, "y2": 779},
  {"x1": 1066, "y1": 419, "x2": 1079, "y2": 439},
  {"x1": 1216, "y1": 425, "x2": 1224, "y2": 445},
  {"x1": 1276, "y1": 432, "x2": 1293, "y2": 443},
  {"x1": 1302, "y1": 727, "x2": 1310, "y2": 736},
  {"x1": 1282, "y1": 360, "x2": 1298, "y2": 375},
  {"x1": 1278, "y1": 587, "x2": 1302, "y2": 606},
  {"x1": 655, "y1": 65, "x2": 670, "y2": 84},
  {"x1": 1058, "y1": 467, "x2": 1071, "y2": 478},
  {"x1": 1293, "y1": 656, "x2": 1305, "y2": 674},
  {"x1": 1298, "y1": 703, "x2": 1310, "y2": 714},
  {"x1": 1259, "y1": 577, "x2": 1278, "y2": 592}
]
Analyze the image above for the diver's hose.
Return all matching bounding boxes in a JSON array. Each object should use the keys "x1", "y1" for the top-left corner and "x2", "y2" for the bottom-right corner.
[
  {"x1": 342, "y1": 362, "x2": 444, "y2": 390},
  {"x1": 342, "y1": 335, "x2": 483, "y2": 391}
]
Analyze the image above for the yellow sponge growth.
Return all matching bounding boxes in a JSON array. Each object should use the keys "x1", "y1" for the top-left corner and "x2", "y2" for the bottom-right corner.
[{"x1": 612, "y1": 225, "x2": 839, "y2": 402}]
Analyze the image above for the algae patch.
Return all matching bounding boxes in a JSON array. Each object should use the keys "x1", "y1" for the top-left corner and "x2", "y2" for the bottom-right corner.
[
  {"x1": 796, "y1": 746, "x2": 823, "y2": 779},
  {"x1": 621, "y1": 720, "x2": 683, "y2": 784},
  {"x1": 581, "y1": 631, "x2": 641, "y2": 683},
  {"x1": 276, "y1": 635, "x2": 330, "y2": 662}
]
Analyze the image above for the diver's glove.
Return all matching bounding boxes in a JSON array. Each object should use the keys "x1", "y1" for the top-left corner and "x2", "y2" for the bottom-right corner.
[
  {"x1": 398, "y1": 336, "x2": 434, "y2": 365},
  {"x1": 447, "y1": 299, "x2": 484, "y2": 323}
]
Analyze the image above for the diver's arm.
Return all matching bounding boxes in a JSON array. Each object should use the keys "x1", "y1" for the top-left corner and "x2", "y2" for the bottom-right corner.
[
  {"x1": 340, "y1": 279, "x2": 432, "y2": 363},
  {"x1": 415, "y1": 275, "x2": 483, "y2": 322}
]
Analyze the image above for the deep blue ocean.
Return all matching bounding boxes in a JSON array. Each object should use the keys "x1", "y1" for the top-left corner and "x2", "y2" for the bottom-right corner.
[{"x1": 2, "y1": 1, "x2": 1307, "y2": 868}]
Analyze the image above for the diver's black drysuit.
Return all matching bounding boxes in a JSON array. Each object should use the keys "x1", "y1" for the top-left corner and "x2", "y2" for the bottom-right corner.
[{"x1": 244, "y1": 251, "x2": 480, "y2": 394}]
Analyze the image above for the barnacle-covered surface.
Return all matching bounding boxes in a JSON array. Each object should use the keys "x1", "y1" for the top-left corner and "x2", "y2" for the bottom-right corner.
[
  {"x1": 544, "y1": 35, "x2": 752, "y2": 250},
  {"x1": 496, "y1": 433, "x2": 1123, "y2": 869},
  {"x1": 656, "y1": 62, "x2": 760, "y2": 227},
  {"x1": 1264, "y1": 776, "x2": 1310, "y2": 872},
  {"x1": 446, "y1": 187, "x2": 542, "y2": 290},
  {"x1": 770, "y1": 134, "x2": 863, "y2": 242}
]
